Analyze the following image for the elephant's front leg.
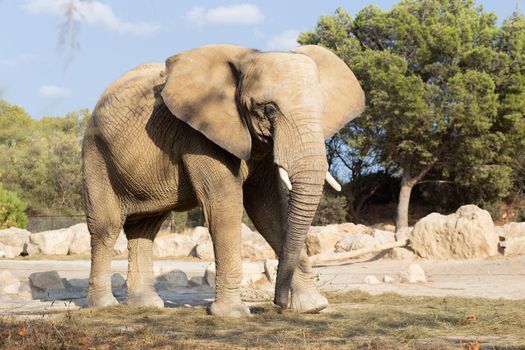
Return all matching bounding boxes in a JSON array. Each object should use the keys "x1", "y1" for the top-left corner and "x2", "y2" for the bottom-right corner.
[
  {"x1": 183, "y1": 153, "x2": 250, "y2": 317},
  {"x1": 243, "y1": 158, "x2": 328, "y2": 313}
]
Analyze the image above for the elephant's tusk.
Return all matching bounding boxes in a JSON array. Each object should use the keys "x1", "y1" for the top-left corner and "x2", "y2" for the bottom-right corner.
[
  {"x1": 278, "y1": 167, "x2": 292, "y2": 191},
  {"x1": 325, "y1": 172, "x2": 342, "y2": 192}
]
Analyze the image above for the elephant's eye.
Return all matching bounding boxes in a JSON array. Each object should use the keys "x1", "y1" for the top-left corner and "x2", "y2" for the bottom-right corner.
[{"x1": 263, "y1": 103, "x2": 278, "y2": 119}]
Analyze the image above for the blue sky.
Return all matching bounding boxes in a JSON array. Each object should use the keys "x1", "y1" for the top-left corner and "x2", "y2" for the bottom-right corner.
[{"x1": 1, "y1": 0, "x2": 524, "y2": 118}]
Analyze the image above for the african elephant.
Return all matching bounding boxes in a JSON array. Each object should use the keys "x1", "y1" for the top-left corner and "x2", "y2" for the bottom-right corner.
[{"x1": 82, "y1": 44, "x2": 364, "y2": 317}]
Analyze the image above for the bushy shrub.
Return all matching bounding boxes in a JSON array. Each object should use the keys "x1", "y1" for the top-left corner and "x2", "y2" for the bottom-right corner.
[
  {"x1": 0, "y1": 187, "x2": 28, "y2": 229},
  {"x1": 313, "y1": 190, "x2": 348, "y2": 226}
]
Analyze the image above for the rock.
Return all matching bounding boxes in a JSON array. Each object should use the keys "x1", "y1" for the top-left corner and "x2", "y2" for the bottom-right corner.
[
  {"x1": 241, "y1": 224, "x2": 276, "y2": 260},
  {"x1": 0, "y1": 243, "x2": 20, "y2": 258},
  {"x1": 68, "y1": 278, "x2": 89, "y2": 289},
  {"x1": 25, "y1": 242, "x2": 40, "y2": 256},
  {"x1": 409, "y1": 205, "x2": 499, "y2": 260},
  {"x1": 194, "y1": 241, "x2": 214, "y2": 260},
  {"x1": 190, "y1": 226, "x2": 211, "y2": 244},
  {"x1": 264, "y1": 259, "x2": 278, "y2": 284},
  {"x1": 0, "y1": 227, "x2": 31, "y2": 255},
  {"x1": 385, "y1": 247, "x2": 416, "y2": 260},
  {"x1": 306, "y1": 225, "x2": 344, "y2": 256},
  {"x1": 111, "y1": 273, "x2": 126, "y2": 289},
  {"x1": 382, "y1": 224, "x2": 396, "y2": 232},
  {"x1": 338, "y1": 223, "x2": 373, "y2": 235},
  {"x1": 204, "y1": 262, "x2": 216, "y2": 286},
  {"x1": 153, "y1": 234, "x2": 196, "y2": 258},
  {"x1": 0, "y1": 271, "x2": 20, "y2": 294},
  {"x1": 383, "y1": 275, "x2": 396, "y2": 283},
  {"x1": 335, "y1": 233, "x2": 379, "y2": 253},
  {"x1": 113, "y1": 231, "x2": 127, "y2": 256},
  {"x1": 188, "y1": 276, "x2": 205, "y2": 287},
  {"x1": 372, "y1": 229, "x2": 396, "y2": 245},
  {"x1": 156, "y1": 270, "x2": 188, "y2": 290},
  {"x1": 30, "y1": 228, "x2": 75, "y2": 255},
  {"x1": 497, "y1": 222, "x2": 525, "y2": 256},
  {"x1": 364, "y1": 275, "x2": 380, "y2": 284},
  {"x1": 29, "y1": 271, "x2": 66, "y2": 298},
  {"x1": 68, "y1": 223, "x2": 91, "y2": 255},
  {"x1": 400, "y1": 263, "x2": 427, "y2": 283},
  {"x1": 395, "y1": 226, "x2": 413, "y2": 242}
]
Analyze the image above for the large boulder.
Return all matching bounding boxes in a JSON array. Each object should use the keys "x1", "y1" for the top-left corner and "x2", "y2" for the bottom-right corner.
[
  {"x1": 189, "y1": 226, "x2": 211, "y2": 244},
  {"x1": 497, "y1": 222, "x2": 525, "y2": 256},
  {"x1": 68, "y1": 223, "x2": 91, "y2": 255},
  {"x1": 194, "y1": 241, "x2": 214, "y2": 260},
  {"x1": 0, "y1": 227, "x2": 31, "y2": 255},
  {"x1": 0, "y1": 243, "x2": 20, "y2": 258},
  {"x1": 155, "y1": 270, "x2": 188, "y2": 290},
  {"x1": 30, "y1": 228, "x2": 75, "y2": 255},
  {"x1": 306, "y1": 225, "x2": 345, "y2": 256},
  {"x1": 240, "y1": 224, "x2": 276, "y2": 260},
  {"x1": 29, "y1": 271, "x2": 66, "y2": 298},
  {"x1": 0, "y1": 271, "x2": 20, "y2": 294},
  {"x1": 371, "y1": 229, "x2": 396, "y2": 245},
  {"x1": 338, "y1": 223, "x2": 373, "y2": 235},
  {"x1": 409, "y1": 205, "x2": 499, "y2": 259},
  {"x1": 153, "y1": 234, "x2": 196, "y2": 258},
  {"x1": 335, "y1": 233, "x2": 379, "y2": 253}
]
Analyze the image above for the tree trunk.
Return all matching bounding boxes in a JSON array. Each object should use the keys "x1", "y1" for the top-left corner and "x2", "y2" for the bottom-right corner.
[{"x1": 395, "y1": 171, "x2": 415, "y2": 230}]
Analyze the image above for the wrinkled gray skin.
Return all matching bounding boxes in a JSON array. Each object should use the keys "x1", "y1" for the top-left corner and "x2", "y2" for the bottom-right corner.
[{"x1": 83, "y1": 44, "x2": 364, "y2": 317}]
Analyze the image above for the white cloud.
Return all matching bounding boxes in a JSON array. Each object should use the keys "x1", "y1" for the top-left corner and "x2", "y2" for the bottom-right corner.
[
  {"x1": 266, "y1": 29, "x2": 301, "y2": 51},
  {"x1": 39, "y1": 85, "x2": 72, "y2": 98},
  {"x1": 23, "y1": 0, "x2": 159, "y2": 34},
  {"x1": 186, "y1": 4, "x2": 264, "y2": 26}
]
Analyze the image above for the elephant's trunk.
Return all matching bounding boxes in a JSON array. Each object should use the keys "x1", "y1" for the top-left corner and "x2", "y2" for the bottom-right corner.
[{"x1": 273, "y1": 118, "x2": 327, "y2": 309}]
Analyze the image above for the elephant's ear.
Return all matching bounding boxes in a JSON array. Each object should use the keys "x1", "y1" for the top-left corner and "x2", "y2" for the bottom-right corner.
[
  {"x1": 161, "y1": 45, "x2": 254, "y2": 160},
  {"x1": 291, "y1": 45, "x2": 365, "y2": 139}
]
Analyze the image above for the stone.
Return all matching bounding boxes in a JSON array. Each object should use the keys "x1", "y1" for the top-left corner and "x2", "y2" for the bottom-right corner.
[
  {"x1": 497, "y1": 222, "x2": 525, "y2": 256},
  {"x1": 306, "y1": 225, "x2": 345, "y2": 256},
  {"x1": 264, "y1": 259, "x2": 278, "y2": 284},
  {"x1": 113, "y1": 231, "x2": 127, "y2": 256},
  {"x1": 372, "y1": 229, "x2": 396, "y2": 245},
  {"x1": 383, "y1": 275, "x2": 396, "y2": 283},
  {"x1": 68, "y1": 223, "x2": 91, "y2": 255},
  {"x1": 0, "y1": 243, "x2": 20, "y2": 258},
  {"x1": 25, "y1": 242, "x2": 40, "y2": 256},
  {"x1": 0, "y1": 227, "x2": 31, "y2": 255},
  {"x1": 190, "y1": 226, "x2": 211, "y2": 244},
  {"x1": 153, "y1": 234, "x2": 196, "y2": 258},
  {"x1": 68, "y1": 278, "x2": 89, "y2": 289},
  {"x1": 111, "y1": 273, "x2": 126, "y2": 289},
  {"x1": 29, "y1": 271, "x2": 66, "y2": 298},
  {"x1": 382, "y1": 224, "x2": 396, "y2": 232},
  {"x1": 395, "y1": 227, "x2": 413, "y2": 242},
  {"x1": 204, "y1": 262, "x2": 263, "y2": 287},
  {"x1": 335, "y1": 233, "x2": 379, "y2": 253},
  {"x1": 240, "y1": 224, "x2": 276, "y2": 260},
  {"x1": 188, "y1": 276, "x2": 205, "y2": 287},
  {"x1": 385, "y1": 247, "x2": 416, "y2": 260},
  {"x1": 364, "y1": 275, "x2": 380, "y2": 284},
  {"x1": 194, "y1": 241, "x2": 214, "y2": 260},
  {"x1": 30, "y1": 228, "x2": 75, "y2": 255},
  {"x1": 409, "y1": 205, "x2": 499, "y2": 260},
  {"x1": 0, "y1": 271, "x2": 20, "y2": 294},
  {"x1": 338, "y1": 223, "x2": 373, "y2": 235},
  {"x1": 400, "y1": 263, "x2": 427, "y2": 283},
  {"x1": 156, "y1": 270, "x2": 188, "y2": 289}
]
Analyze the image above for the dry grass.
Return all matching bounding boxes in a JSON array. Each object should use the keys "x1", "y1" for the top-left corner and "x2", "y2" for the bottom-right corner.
[{"x1": 1, "y1": 291, "x2": 524, "y2": 349}]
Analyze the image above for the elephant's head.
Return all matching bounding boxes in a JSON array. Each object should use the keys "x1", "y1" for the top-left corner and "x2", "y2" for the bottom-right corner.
[{"x1": 161, "y1": 44, "x2": 365, "y2": 309}]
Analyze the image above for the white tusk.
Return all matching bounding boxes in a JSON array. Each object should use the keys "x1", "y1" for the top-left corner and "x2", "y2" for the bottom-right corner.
[
  {"x1": 325, "y1": 172, "x2": 342, "y2": 192},
  {"x1": 278, "y1": 167, "x2": 292, "y2": 191}
]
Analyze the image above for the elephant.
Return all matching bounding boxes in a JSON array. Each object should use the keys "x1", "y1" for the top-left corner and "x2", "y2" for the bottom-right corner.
[{"x1": 82, "y1": 44, "x2": 364, "y2": 317}]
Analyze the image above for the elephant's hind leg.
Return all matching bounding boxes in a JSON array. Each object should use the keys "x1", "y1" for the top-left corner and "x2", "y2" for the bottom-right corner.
[
  {"x1": 123, "y1": 214, "x2": 168, "y2": 308},
  {"x1": 243, "y1": 158, "x2": 328, "y2": 313}
]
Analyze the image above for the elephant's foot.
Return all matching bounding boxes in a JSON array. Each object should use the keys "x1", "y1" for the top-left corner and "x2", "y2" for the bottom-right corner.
[
  {"x1": 125, "y1": 291, "x2": 164, "y2": 308},
  {"x1": 87, "y1": 292, "x2": 119, "y2": 308},
  {"x1": 290, "y1": 289, "x2": 329, "y2": 313},
  {"x1": 208, "y1": 301, "x2": 251, "y2": 317}
]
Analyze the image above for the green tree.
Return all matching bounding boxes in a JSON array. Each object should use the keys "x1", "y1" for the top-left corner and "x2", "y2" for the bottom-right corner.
[
  {"x1": 0, "y1": 185, "x2": 28, "y2": 229},
  {"x1": 300, "y1": 2, "x2": 522, "y2": 229}
]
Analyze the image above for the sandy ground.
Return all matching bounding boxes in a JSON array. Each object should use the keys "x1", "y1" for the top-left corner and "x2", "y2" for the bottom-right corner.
[{"x1": 1, "y1": 255, "x2": 524, "y2": 316}]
